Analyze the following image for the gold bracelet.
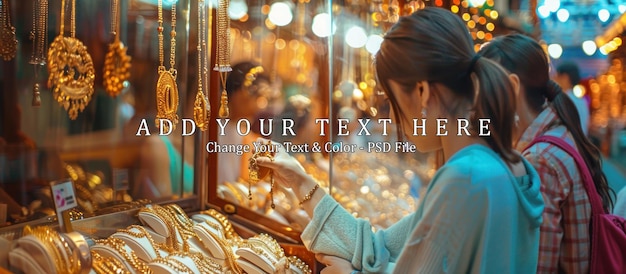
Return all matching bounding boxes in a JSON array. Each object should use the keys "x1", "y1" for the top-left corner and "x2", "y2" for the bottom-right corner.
[
  {"x1": 288, "y1": 256, "x2": 313, "y2": 274},
  {"x1": 299, "y1": 184, "x2": 320, "y2": 206},
  {"x1": 94, "y1": 238, "x2": 151, "y2": 273}
]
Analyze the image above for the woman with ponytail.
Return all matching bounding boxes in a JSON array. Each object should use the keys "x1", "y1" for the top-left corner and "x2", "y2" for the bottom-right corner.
[
  {"x1": 255, "y1": 8, "x2": 544, "y2": 273},
  {"x1": 479, "y1": 33, "x2": 614, "y2": 273}
]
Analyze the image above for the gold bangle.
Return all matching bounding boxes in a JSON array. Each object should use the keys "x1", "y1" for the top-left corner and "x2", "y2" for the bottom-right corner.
[
  {"x1": 299, "y1": 184, "x2": 320, "y2": 206},
  {"x1": 23, "y1": 226, "x2": 67, "y2": 273}
]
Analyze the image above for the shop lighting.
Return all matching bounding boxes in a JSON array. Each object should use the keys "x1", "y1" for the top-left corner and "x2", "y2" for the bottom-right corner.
[
  {"x1": 365, "y1": 35, "x2": 384, "y2": 55},
  {"x1": 599, "y1": 9, "x2": 611, "y2": 23},
  {"x1": 312, "y1": 13, "x2": 334, "y2": 38},
  {"x1": 545, "y1": 0, "x2": 560, "y2": 13},
  {"x1": 268, "y1": 2, "x2": 293, "y2": 26},
  {"x1": 538, "y1": 5, "x2": 551, "y2": 19},
  {"x1": 556, "y1": 9, "x2": 569, "y2": 22},
  {"x1": 547, "y1": 44, "x2": 563, "y2": 59},
  {"x1": 345, "y1": 26, "x2": 368, "y2": 48},
  {"x1": 582, "y1": 40, "x2": 597, "y2": 56},
  {"x1": 228, "y1": 0, "x2": 248, "y2": 20},
  {"x1": 468, "y1": 0, "x2": 486, "y2": 7}
]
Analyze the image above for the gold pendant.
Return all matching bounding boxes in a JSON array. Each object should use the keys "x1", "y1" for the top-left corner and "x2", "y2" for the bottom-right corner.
[
  {"x1": 47, "y1": 36, "x2": 95, "y2": 120},
  {"x1": 103, "y1": 41, "x2": 131, "y2": 97},
  {"x1": 193, "y1": 91, "x2": 210, "y2": 131},
  {"x1": 155, "y1": 69, "x2": 179, "y2": 132},
  {"x1": 0, "y1": 26, "x2": 17, "y2": 61}
]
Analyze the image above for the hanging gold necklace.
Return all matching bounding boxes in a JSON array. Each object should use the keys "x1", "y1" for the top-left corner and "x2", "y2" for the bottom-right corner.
[
  {"x1": 214, "y1": 0, "x2": 231, "y2": 118},
  {"x1": 47, "y1": 0, "x2": 95, "y2": 120},
  {"x1": 193, "y1": 0, "x2": 210, "y2": 131},
  {"x1": 0, "y1": 0, "x2": 18, "y2": 61},
  {"x1": 103, "y1": 0, "x2": 131, "y2": 97},
  {"x1": 29, "y1": 0, "x2": 48, "y2": 106},
  {"x1": 155, "y1": 0, "x2": 179, "y2": 132}
]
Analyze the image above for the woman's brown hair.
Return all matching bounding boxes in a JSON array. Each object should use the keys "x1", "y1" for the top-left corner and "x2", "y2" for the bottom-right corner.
[
  {"x1": 375, "y1": 7, "x2": 520, "y2": 164},
  {"x1": 479, "y1": 34, "x2": 614, "y2": 211}
]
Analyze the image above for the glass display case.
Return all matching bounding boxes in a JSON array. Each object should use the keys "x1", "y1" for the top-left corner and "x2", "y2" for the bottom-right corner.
[{"x1": 0, "y1": 0, "x2": 526, "y2": 272}]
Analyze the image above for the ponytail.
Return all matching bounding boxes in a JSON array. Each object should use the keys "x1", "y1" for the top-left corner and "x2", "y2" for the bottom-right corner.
[
  {"x1": 470, "y1": 56, "x2": 521, "y2": 164},
  {"x1": 546, "y1": 80, "x2": 615, "y2": 211}
]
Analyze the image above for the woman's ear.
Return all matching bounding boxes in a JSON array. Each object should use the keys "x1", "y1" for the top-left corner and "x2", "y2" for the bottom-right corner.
[
  {"x1": 508, "y1": 74, "x2": 521, "y2": 97},
  {"x1": 418, "y1": 81, "x2": 430, "y2": 108}
]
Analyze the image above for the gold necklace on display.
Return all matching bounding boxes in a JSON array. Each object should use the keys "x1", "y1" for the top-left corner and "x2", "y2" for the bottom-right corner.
[
  {"x1": 214, "y1": 0, "x2": 231, "y2": 118},
  {"x1": 0, "y1": 0, "x2": 18, "y2": 61},
  {"x1": 155, "y1": 0, "x2": 179, "y2": 132},
  {"x1": 193, "y1": 0, "x2": 210, "y2": 131},
  {"x1": 103, "y1": 0, "x2": 131, "y2": 97},
  {"x1": 30, "y1": 0, "x2": 48, "y2": 106},
  {"x1": 47, "y1": 0, "x2": 96, "y2": 120}
]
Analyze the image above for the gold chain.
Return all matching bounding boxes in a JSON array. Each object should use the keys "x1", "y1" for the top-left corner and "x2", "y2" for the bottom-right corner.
[
  {"x1": 155, "y1": 0, "x2": 179, "y2": 132},
  {"x1": 0, "y1": 0, "x2": 18, "y2": 61},
  {"x1": 248, "y1": 141, "x2": 275, "y2": 206},
  {"x1": 95, "y1": 238, "x2": 152, "y2": 273},
  {"x1": 214, "y1": 0, "x2": 231, "y2": 118},
  {"x1": 91, "y1": 251, "x2": 131, "y2": 274},
  {"x1": 70, "y1": 0, "x2": 75, "y2": 37},
  {"x1": 116, "y1": 224, "x2": 166, "y2": 258},
  {"x1": 193, "y1": 0, "x2": 210, "y2": 131},
  {"x1": 29, "y1": 0, "x2": 48, "y2": 106}
]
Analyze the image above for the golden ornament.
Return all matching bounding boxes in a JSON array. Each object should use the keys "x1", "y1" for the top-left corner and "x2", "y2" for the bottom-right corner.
[
  {"x1": 155, "y1": 69, "x2": 179, "y2": 133},
  {"x1": 47, "y1": 36, "x2": 95, "y2": 120},
  {"x1": 103, "y1": 41, "x2": 131, "y2": 97}
]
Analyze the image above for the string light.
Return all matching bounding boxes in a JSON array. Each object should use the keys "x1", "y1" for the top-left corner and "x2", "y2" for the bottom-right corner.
[{"x1": 452, "y1": 0, "x2": 498, "y2": 49}]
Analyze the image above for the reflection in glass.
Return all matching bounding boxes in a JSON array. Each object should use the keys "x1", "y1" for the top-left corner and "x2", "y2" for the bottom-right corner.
[
  {"x1": 0, "y1": 0, "x2": 193, "y2": 228},
  {"x1": 215, "y1": 0, "x2": 330, "y2": 232}
]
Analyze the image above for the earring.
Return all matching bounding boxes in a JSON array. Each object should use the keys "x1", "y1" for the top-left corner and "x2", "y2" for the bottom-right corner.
[
  {"x1": 514, "y1": 113, "x2": 520, "y2": 127},
  {"x1": 421, "y1": 108, "x2": 427, "y2": 118}
]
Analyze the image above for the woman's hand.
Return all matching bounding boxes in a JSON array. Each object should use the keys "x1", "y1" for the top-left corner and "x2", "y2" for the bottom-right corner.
[
  {"x1": 254, "y1": 138, "x2": 316, "y2": 195},
  {"x1": 316, "y1": 254, "x2": 357, "y2": 274},
  {"x1": 254, "y1": 138, "x2": 324, "y2": 216}
]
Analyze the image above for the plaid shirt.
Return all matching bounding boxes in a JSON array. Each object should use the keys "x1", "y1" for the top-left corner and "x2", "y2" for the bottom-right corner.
[{"x1": 516, "y1": 107, "x2": 591, "y2": 274}]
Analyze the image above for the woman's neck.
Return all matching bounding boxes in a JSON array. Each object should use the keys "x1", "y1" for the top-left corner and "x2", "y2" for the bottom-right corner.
[{"x1": 440, "y1": 134, "x2": 488, "y2": 163}]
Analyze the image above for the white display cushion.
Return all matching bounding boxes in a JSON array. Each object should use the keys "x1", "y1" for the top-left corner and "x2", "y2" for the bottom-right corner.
[
  {"x1": 192, "y1": 222, "x2": 226, "y2": 260},
  {"x1": 148, "y1": 255, "x2": 197, "y2": 274},
  {"x1": 110, "y1": 225, "x2": 168, "y2": 262},
  {"x1": 236, "y1": 258, "x2": 268, "y2": 274},
  {"x1": 8, "y1": 247, "x2": 48, "y2": 274},
  {"x1": 91, "y1": 243, "x2": 137, "y2": 274},
  {"x1": 235, "y1": 247, "x2": 276, "y2": 274},
  {"x1": 190, "y1": 214, "x2": 224, "y2": 233},
  {"x1": 15, "y1": 235, "x2": 55, "y2": 273},
  {"x1": 137, "y1": 209, "x2": 170, "y2": 238}
]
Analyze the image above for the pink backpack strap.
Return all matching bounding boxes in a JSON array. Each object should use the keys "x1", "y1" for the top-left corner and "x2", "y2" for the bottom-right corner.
[{"x1": 525, "y1": 135, "x2": 606, "y2": 215}]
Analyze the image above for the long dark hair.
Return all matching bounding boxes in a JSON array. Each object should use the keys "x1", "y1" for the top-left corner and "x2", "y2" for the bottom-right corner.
[
  {"x1": 375, "y1": 7, "x2": 520, "y2": 164},
  {"x1": 479, "y1": 34, "x2": 614, "y2": 211}
]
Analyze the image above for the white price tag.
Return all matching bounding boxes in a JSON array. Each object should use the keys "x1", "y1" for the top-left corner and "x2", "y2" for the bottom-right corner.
[{"x1": 51, "y1": 179, "x2": 78, "y2": 212}]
